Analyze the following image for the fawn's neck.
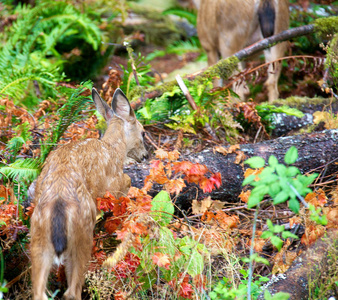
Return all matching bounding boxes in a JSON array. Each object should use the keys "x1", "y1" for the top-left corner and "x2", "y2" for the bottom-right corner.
[{"x1": 101, "y1": 117, "x2": 127, "y2": 161}]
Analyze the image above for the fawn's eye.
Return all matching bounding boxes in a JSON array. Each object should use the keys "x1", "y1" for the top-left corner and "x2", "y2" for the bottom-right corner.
[{"x1": 142, "y1": 131, "x2": 145, "y2": 139}]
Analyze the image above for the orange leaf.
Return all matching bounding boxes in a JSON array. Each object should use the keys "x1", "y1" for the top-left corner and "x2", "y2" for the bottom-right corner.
[
  {"x1": 234, "y1": 150, "x2": 246, "y2": 164},
  {"x1": 0, "y1": 185, "x2": 11, "y2": 200},
  {"x1": 289, "y1": 216, "x2": 302, "y2": 228},
  {"x1": 239, "y1": 190, "x2": 251, "y2": 203},
  {"x1": 192, "y1": 197, "x2": 213, "y2": 215},
  {"x1": 301, "y1": 225, "x2": 325, "y2": 246},
  {"x1": 172, "y1": 161, "x2": 193, "y2": 173},
  {"x1": 167, "y1": 150, "x2": 180, "y2": 161},
  {"x1": 201, "y1": 211, "x2": 215, "y2": 223},
  {"x1": 253, "y1": 238, "x2": 266, "y2": 252},
  {"x1": 25, "y1": 203, "x2": 35, "y2": 219},
  {"x1": 325, "y1": 206, "x2": 338, "y2": 228},
  {"x1": 152, "y1": 252, "x2": 171, "y2": 269},
  {"x1": 165, "y1": 178, "x2": 186, "y2": 195},
  {"x1": 244, "y1": 168, "x2": 263, "y2": 181},
  {"x1": 215, "y1": 211, "x2": 239, "y2": 229},
  {"x1": 304, "y1": 189, "x2": 327, "y2": 208},
  {"x1": 154, "y1": 149, "x2": 169, "y2": 160}
]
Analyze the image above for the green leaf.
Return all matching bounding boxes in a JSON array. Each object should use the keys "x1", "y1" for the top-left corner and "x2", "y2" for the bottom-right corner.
[
  {"x1": 271, "y1": 292, "x2": 291, "y2": 300},
  {"x1": 251, "y1": 184, "x2": 269, "y2": 197},
  {"x1": 0, "y1": 158, "x2": 42, "y2": 182},
  {"x1": 245, "y1": 156, "x2": 265, "y2": 168},
  {"x1": 266, "y1": 219, "x2": 274, "y2": 230},
  {"x1": 282, "y1": 231, "x2": 299, "y2": 239},
  {"x1": 268, "y1": 155, "x2": 279, "y2": 168},
  {"x1": 186, "y1": 249, "x2": 204, "y2": 276},
  {"x1": 264, "y1": 289, "x2": 273, "y2": 300},
  {"x1": 297, "y1": 173, "x2": 318, "y2": 187},
  {"x1": 253, "y1": 255, "x2": 270, "y2": 265},
  {"x1": 249, "y1": 194, "x2": 264, "y2": 208},
  {"x1": 271, "y1": 236, "x2": 283, "y2": 251},
  {"x1": 151, "y1": 191, "x2": 174, "y2": 226},
  {"x1": 273, "y1": 225, "x2": 285, "y2": 233},
  {"x1": 276, "y1": 164, "x2": 287, "y2": 177},
  {"x1": 242, "y1": 174, "x2": 257, "y2": 186},
  {"x1": 261, "y1": 231, "x2": 273, "y2": 239},
  {"x1": 284, "y1": 146, "x2": 298, "y2": 165},
  {"x1": 288, "y1": 198, "x2": 300, "y2": 213},
  {"x1": 273, "y1": 190, "x2": 289, "y2": 205},
  {"x1": 269, "y1": 182, "x2": 281, "y2": 197},
  {"x1": 286, "y1": 166, "x2": 300, "y2": 177}
]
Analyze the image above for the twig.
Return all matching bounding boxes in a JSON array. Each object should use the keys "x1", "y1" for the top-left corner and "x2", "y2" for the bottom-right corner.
[{"x1": 175, "y1": 74, "x2": 219, "y2": 141}]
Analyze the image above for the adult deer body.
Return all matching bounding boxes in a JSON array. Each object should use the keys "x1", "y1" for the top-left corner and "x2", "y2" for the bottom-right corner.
[
  {"x1": 30, "y1": 88, "x2": 147, "y2": 300},
  {"x1": 195, "y1": 0, "x2": 289, "y2": 102}
]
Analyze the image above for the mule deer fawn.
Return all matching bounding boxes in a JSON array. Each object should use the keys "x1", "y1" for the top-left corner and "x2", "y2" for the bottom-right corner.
[
  {"x1": 194, "y1": 0, "x2": 289, "y2": 102},
  {"x1": 30, "y1": 88, "x2": 147, "y2": 300}
]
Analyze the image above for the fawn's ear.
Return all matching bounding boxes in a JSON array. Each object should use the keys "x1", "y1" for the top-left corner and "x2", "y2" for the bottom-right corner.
[
  {"x1": 92, "y1": 88, "x2": 114, "y2": 121},
  {"x1": 111, "y1": 88, "x2": 136, "y2": 121}
]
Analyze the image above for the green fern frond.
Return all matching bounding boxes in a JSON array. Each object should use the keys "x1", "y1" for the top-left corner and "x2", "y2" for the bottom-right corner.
[
  {"x1": 0, "y1": 1, "x2": 102, "y2": 104},
  {"x1": 0, "y1": 158, "x2": 42, "y2": 183},
  {"x1": 6, "y1": 122, "x2": 32, "y2": 154},
  {"x1": 6, "y1": 137, "x2": 26, "y2": 153},
  {"x1": 167, "y1": 37, "x2": 202, "y2": 55},
  {"x1": 162, "y1": 7, "x2": 197, "y2": 26},
  {"x1": 41, "y1": 81, "x2": 93, "y2": 160}
]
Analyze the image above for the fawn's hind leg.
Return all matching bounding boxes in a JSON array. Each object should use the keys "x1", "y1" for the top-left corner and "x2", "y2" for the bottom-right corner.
[
  {"x1": 31, "y1": 242, "x2": 54, "y2": 300},
  {"x1": 63, "y1": 227, "x2": 93, "y2": 300}
]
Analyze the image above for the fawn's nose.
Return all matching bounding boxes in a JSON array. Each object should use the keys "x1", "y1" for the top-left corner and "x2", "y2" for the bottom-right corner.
[{"x1": 142, "y1": 152, "x2": 149, "y2": 161}]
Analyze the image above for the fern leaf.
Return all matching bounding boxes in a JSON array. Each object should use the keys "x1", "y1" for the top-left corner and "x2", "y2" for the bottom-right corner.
[
  {"x1": 0, "y1": 158, "x2": 42, "y2": 183},
  {"x1": 41, "y1": 81, "x2": 93, "y2": 160},
  {"x1": 162, "y1": 7, "x2": 197, "y2": 26}
]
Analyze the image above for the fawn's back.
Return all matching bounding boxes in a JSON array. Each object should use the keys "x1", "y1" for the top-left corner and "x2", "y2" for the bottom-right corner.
[{"x1": 30, "y1": 88, "x2": 147, "y2": 300}]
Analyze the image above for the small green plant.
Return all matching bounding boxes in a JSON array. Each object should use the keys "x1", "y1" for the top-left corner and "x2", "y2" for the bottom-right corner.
[
  {"x1": 242, "y1": 146, "x2": 327, "y2": 299},
  {"x1": 121, "y1": 43, "x2": 155, "y2": 99}
]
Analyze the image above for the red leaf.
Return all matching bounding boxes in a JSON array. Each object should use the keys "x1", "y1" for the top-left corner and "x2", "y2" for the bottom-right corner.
[
  {"x1": 114, "y1": 252, "x2": 140, "y2": 278},
  {"x1": 210, "y1": 172, "x2": 222, "y2": 188},
  {"x1": 180, "y1": 282, "x2": 193, "y2": 299},
  {"x1": 199, "y1": 178, "x2": 215, "y2": 193},
  {"x1": 152, "y1": 252, "x2": 171, "y2": 269}
]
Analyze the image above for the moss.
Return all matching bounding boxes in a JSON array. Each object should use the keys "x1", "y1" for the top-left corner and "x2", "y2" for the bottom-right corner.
[
  {"x1": 130, "y1": 56, "x2": 239, "y2": 103},
  {"x1": 196, "y1": 56, "x2": 239, "y2": 82},
  {"x1": 271, "y1": 96, "x2": 338, "y2": 109},
  {"x1": 314, "y1": 16, "x2": 338, "y2": 39},
  {"x1": 129, "y1": 85, "x2": 147, "y2": 102}
]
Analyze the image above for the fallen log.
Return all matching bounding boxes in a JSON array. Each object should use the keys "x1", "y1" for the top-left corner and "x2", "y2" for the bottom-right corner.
[
  {"x1": 270, "y1": 96, "x2": 338, "y2": 137},
  {"x1": 258, "y1": 229, "x2": 338, "y2": 300},
  {"x1": 125, "y1": 129, "x2": 338, "y2": 206}
]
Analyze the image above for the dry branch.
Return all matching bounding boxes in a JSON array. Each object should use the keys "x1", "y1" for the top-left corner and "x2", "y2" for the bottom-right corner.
[
  {"x1": 131, "y1": 17, "x2": 338, "y2": 111},
  {"x1": 125, "y1": 129, "x2": 338, "y2": 206}
]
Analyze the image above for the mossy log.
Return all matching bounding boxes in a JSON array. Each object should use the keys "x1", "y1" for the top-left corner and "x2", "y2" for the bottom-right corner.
[
  {"x1": 130, "y1": 16, "x2": 338, "y2": 110},
  {"x1": 257, "y1": 229, "x2": 338, "y2": 300},
  {"x1": 125, "y1": 129, "x2": 338, "y2": 208},
  {"x1": 270, "y1": 96, "x2": 338, "y2": 137}
]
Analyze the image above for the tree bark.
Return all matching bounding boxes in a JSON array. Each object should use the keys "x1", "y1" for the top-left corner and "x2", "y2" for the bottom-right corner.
[
  {"x1": 125, "y1": 129, "x2": 338, "y2": 207},
  {"x1": 258, "y1": 229, "x2": 338, "y2": 300}
]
